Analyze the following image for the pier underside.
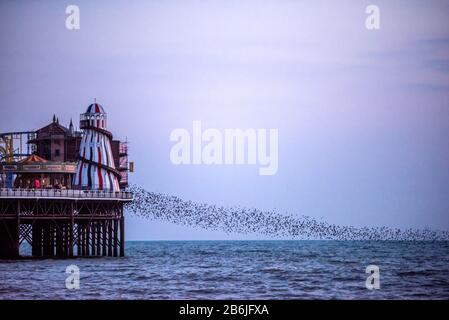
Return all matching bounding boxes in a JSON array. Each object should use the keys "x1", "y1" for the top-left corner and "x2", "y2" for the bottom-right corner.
[{"x1": 0, "y1": 198, "x2": 126, "y2": 259}]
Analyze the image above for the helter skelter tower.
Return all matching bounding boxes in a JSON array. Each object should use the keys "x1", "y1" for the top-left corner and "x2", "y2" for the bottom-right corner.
[{"x1": 75, "y1": 102, "x2": 120, "y2": 191}]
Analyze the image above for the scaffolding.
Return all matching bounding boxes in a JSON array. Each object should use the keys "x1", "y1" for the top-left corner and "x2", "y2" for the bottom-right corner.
[{"x1": 0, "y1": 131, "x2": 36, "y2": 163}]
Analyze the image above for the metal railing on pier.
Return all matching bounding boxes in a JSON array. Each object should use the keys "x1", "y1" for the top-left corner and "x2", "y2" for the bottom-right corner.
[{"x1": 0, "y1": 188, "x2": 133, "y2": 200}]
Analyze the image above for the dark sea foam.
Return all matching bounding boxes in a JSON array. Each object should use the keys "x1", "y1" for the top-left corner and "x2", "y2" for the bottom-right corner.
[{"x1": 1, "y1": 241, "x2": 449, "y2": 299}]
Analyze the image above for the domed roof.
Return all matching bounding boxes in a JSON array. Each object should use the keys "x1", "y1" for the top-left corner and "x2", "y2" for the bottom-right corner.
[
  {"x1": 86, "y1": 103, "x2": 105, "y2": 114},
  {"x1": 19, "y1": 154, "x2": 48, "y2": 163}
]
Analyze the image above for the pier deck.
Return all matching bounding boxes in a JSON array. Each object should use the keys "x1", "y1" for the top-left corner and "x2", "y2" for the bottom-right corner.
[{"x1": 0, "y1": 188, "x2": 131, "y2": 259}]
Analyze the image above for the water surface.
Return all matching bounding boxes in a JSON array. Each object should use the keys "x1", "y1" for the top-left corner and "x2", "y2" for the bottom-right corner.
[{"x1": 1, "y1": 241, "x2": 448, "y2": 299}]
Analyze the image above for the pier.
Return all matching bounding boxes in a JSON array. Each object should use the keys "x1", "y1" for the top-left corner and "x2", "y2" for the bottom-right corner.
[
  {"x1": 0, "y1": 188, "x2": 132, "y2": 258},
  {"x1": 0, "y1": 102, "x2": 133, "y2": 259}
]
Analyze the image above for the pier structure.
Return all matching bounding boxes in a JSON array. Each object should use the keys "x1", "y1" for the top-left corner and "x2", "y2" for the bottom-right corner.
[
  {"x1": 0, "y1": 102, "x2": 132, "y2": 259},
  {"x1": 0, "y1": 189, "x2": 131, "y2": 258}
]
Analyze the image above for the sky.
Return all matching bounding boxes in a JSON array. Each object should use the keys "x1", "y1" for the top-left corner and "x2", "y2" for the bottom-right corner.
[{"x1": 0, "y1": 0, "x2": 448, "y2": 239}]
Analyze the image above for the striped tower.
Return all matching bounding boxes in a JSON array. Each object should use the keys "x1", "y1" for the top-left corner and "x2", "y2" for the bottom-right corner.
[{"x1": 74, "y1": 102, "x2": 120, "y2": 191}]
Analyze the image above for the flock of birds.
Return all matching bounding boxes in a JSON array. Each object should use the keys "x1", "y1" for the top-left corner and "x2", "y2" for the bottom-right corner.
[{"x1": 126, "y1": 185, "x2": 449, "y2": 241}]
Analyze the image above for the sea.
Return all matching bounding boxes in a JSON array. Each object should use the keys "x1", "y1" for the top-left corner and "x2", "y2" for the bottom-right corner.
[{"x1": 1, "y1": 241, "x2": 448, "y2": 300}]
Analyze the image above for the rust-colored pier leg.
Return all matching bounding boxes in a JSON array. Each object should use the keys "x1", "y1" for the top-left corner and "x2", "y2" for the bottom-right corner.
[
  {"x1": 60, "y1": 223, "x2": 65, "y2": 258},
  {"x1": 46, "y1": 224, "x2": 50, "y2": 257},
  {"x1": 64, "y1": 223, "x2": 69, "y2": 258},
  {"x1": 77, "y1": 224, "x2": 81, "y2": 256},
  {"x1": 63, "y1": 223, "x2": 67, "y2": 257},
  {"x1": 61, "y1": 223, "x2": 65, "y2": 258},
  {"x1": 63, "y1": 223, "x2": 69, "y2": 258},
  {"x1": 96, "y1": 222, "x2": 101, "y2": 256},
  {"x1": 120, "y1": 216, "x2": 125, "y2": 257},
  {"x1": 81, "y1": 224, "x2": 86, "y2": 256},
  {"x1": 84, "y1": 223, "x2": 88, "y2": 256},
  {"x1": 53, "y1": 224, "x2": 57, "y2": 257},
  {"x1": 47, "y1": 224, "x2": 52, "y2": 257},
  {"x1": 66, "y1": 223, "x2": 70, "y2": 258},
  {"x1": 32, "y1": 221, "x2": 39, "y2": 257},
  {"x1": 16, "y1": 201, "x2": 20, "y2": 257},
  {"x1": 32, "y1": 221, "x2": 42, "y2": 257},
  {"x1": 69, "y1": 222, "x2": 73, "y2": 258},
  {"x1": 69, "y1": 203, "x2": 74, "y2": 257},
  {"x1": 91, "y1": 222, "x2": 96, "y2": 256},
  {"x1": 102, "y1": 221, "x2": 107, "y2": 256},
  {"x1": 113, "y1": 219, "x2": 118, "y2": 257},
  {"x1": 0, "y1": 220, "x2": 20, "y2": 259},
  {"x1": 50, "y1": 224, "x2": 55, "y2": 257},
  {"x1": 83, "y1": 223, "x2": 87, "y2": 256},
  {"x1": 78, "y1": 224, "x2": 82, "y2": 256},
  {"x1": 64, "y1": 223, "x2": 68, "y2": 258},
  {"x1": 86, "y1": 222, "x2": 91, "y2": 256},
  {"x1": 66, "y1": 223, "x2": 69, "y2": 257},
  {"x1": 42, "y1": 224, "x2": 46, "y2": 257},
  {"x1": 0, "y1": 202, "x2": 19, "y2": 258},
  {"x1": 108, "y1": 221, "x2": 113, "y2": 257},
  {"x1": 38, "y1": 222, "x2": 43, "y2": 257},
  {"x1": 53, "y1": 225, "x2": 57, "y2": 257},
  {"x1": 87, "y1": 223, "x2": 90, "y2": 256},
  {"x1": 42, "y1": 224, "x2": 50, "y2": 257},
  {"x1": 56, "y1": 223, "x2": 63, "y2": 257}
]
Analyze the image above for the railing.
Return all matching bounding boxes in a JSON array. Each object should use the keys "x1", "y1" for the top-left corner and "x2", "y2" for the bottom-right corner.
[{"x1": 0, "y1": 188, "x2": 133, "y2": 200}]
